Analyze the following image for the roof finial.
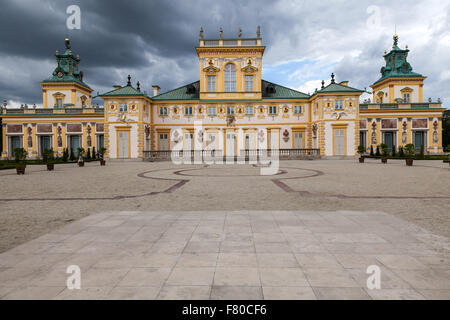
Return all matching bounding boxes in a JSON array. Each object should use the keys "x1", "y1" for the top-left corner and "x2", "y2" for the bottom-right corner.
[
  {"x1": 393, "y1": 33, "x2": 399, "y2": 47},
  {"x1": 127, "y1": 75, "x2": 131, "y2": 86},
  {"x1": 219, "y1": 27, "x2": 223, "y2": 39},
  {"x1": 199, "y1": 27, "x2": 204, "y2": 39},
  {"x1": 331, "y1": 73, "x2": 335, "y2": 84},
  {"x1": 256, "y1": 25, "x2": 261, "y2": 38},
  {"x1": 137, "y1": 81, "x2": 140, "y2": 91},
  {"x1": 65, "y1": 37, "x2": 71, "y2": 50},
  {"x1": 321, "y1": 80, "x2": 325, "y2": 89}
]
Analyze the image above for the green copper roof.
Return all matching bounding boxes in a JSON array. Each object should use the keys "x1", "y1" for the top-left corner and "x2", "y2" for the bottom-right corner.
[
  {"x1": 100, "y1": 85, "x2": 147, "y2": 97},
  {"x1": 152, "y1": 81, "x2": 200, "y2": 100},
  {"x1": 373, "y1": 35, "x2": 423, "y2": 85},
  {"x1": 315, "y1": 82, "x2": 364, "y2": 94},
  {"x1": 42, "y1": 38, "x2": 92, "y2": 90},
  {"x1": 261, "y1": 80, "x2": 309, "y2": 99},
  {"x1": 152, "y1": 80, "x2": 309, "y2": 101}
]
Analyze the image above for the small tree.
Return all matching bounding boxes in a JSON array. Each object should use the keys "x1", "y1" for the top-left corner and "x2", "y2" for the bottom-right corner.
[
  {"x1": 14, "y1": 148, "x2": 27, "y2": 164},
  {"x1": 357, "y1": 145, "x2": 365, "y2": 157},
  {"x1": 375, "y1": 145, "x2": 381, "y2": 157},
  {"x1": 69, "y1": 148, "x2": 76, "y2": 161},
  {"x1": 419, "y1": 144, "x2": 425, "y2": 159},
  {"x1": 92, "y1": 147, "x2": 96, "y2": 160},
  {"x1": 399, "y1": 146, "x2": 405, "y2": 158},
  {"x1": 370, "y1": 146, "x2": 374, "y2": 156},
  {"x1": 380, "y1": 143, "x2": 389, "y2": 158},
  {"x1": 62, "y1": 148, "x2": 69, "y2": 162},
  {"x1": 99, "y1": 147, "x2": 107, "y2": 159},
  {"x1": 42, "y1": 148, "x2": 55, "y2": 164},
  {"x1": 86, "y1": 148, "x2": 91, "y2": 160},
  {"x1": 404, "y1": 144, "x2": 415, "y2": 158},
  {"x1": 391, "y1": 145, "x2": 396, "y2": 157}
]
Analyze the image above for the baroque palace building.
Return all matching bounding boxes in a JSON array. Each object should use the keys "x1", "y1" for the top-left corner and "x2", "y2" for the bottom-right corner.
[{"x1": 0, "y1": 31, "x2": 445, "y2": 160}]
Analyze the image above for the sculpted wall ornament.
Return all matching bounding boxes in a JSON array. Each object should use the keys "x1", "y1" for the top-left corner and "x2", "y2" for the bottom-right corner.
[{"x1": 371, "y1": 122, "x2": 377, "y2": 145}]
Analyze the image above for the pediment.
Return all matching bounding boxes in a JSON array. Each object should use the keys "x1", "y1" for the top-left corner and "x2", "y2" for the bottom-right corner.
[
  {"x1": 241, "y1": 65, "x2": 258, "y2": 73},
  {"x1": 203, "y1": 65, "x2": 220, "y2": 74}
]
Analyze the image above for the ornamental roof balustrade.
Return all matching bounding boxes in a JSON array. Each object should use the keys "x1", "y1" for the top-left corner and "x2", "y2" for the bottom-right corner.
[
  {"x1": 2, "y1": 106, "x2": 104, "y2": 115},
  {"x1": 359, "y1": 102, "x2": 443, "y2": 110}
]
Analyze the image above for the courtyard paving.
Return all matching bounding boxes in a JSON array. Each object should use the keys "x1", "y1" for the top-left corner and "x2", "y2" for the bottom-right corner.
[
  {"x1": 0, "y1": 209, "x2": 449, "y2": 300},
  {"x1": 0, "y1": 159, "x2": 449, "y2": 299}
]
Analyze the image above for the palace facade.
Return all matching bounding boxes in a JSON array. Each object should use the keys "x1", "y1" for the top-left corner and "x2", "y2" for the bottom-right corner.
[{"x1": 0, "y1": 32, "x2": 445, "y2": 160}]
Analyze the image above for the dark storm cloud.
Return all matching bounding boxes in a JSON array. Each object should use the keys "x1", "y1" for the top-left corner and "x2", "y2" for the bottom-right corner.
[{"x1": 0, "y1": 0, "x2": 449, "y2": 107}]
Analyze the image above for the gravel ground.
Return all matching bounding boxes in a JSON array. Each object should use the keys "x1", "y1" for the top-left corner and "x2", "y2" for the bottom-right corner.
[{"x1": 0, "y1": 159, "x2": 449, "y2": 253}]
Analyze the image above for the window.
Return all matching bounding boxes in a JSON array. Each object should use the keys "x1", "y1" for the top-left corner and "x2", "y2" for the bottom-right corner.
[
  {"x1": 245, "y1": 106, "x2": 253, "y2": 115},
  {"x1": 184, "y1": 106, "x2": 193, "y2": 116},
  {"x1": 227, "y1": 106, "x2": 235, "y2": 115},
  {"x1": 224, "y1": 63, "x2": 236, "y2": 92},
  {"x1": 208, "y1": 106, "x2": 216, "y2": 116},
  {"x1": 119, "y1": 103, "x2": 128, "y2": 112},
  {"x1": 269, "y1": 105, "x2": 277, "y2": 115},
  {"x1": 56, "y1": 98, "x2": 63, "y2": 108},
  {"x1": 294, "y1": 105, "x2": 302, "y2": 114},
  {"x1": 245, "y1": 75, "x2": 253, "y2": 92},
  {"x1": 207, "y1": 76, "x2": 216, "y2": 92},
  {"x1": 335, "y1": 100, "x2": 344, "y2": 110},
  {"x1": 403, "y1": 93, "x2": 410, "y2": 103},
  {"x1": 159, "y1": 106, "x2": 168, "y2": 116}
]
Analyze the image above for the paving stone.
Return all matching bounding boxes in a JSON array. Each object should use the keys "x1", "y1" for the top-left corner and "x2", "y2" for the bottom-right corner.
[
  {"x1": 313, "y1": 287, "x2": 371, "y2": 300},
  {"x1": 105, "y1": 286, "x2": 160, "y2": 300},
  {"x1": 259, "y1": 268, "x2": 309, "y2": 287},
  {"x1": 263, "y1": 286, "x2": 316, "y2": 300},
  {"x1": 365, "y1": 288, "x2": 426, "y2": 300},
  {"x1": 214, "y1": 267, "x2": 261, "y2": 286},
  {"x1": 117, "y1": 268, "x2": 171, "y2": 287},
  {"x1": 176, "y1": 253, "x2": 218, "y2": 267},
  {"x1": 257, "y1": 253, "x2": 299, "y2": 268},
  {"x1": 157, "y1": 285, "x2": 211, "y2": 300},
  {"x1": 303, "y1": 268, "x2": 360, "y2": 288},
  {"x1": 2, "y1": 286, "x2": 65, "y2": 300},
  {"x1": 54, "y1": 287, "x2": 112, "y2": 300},
  {"x1": 217, "y1": 253, "x2": 258, "y2": 267},
  {"x1": 166, "y1": 267, "x2": 215, "y2": 286},
  {"x1": 210, "y1": 286, "x2": 263, "y2": 300},
  {"x1": 295, "y1": 253, "x2": 342, "y2": 268}
]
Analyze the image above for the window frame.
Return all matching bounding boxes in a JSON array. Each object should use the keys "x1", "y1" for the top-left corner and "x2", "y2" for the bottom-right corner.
[
  {"x1": 224, "y1": 63, "x2": 236, "y2": 92},
  {"x1": 245, "y1": 106, "x2": 254, "y2": 115},
  {"x1": 334, "y1": 100, "x2": 344, "y2": 111},
  {"x1": 268, "y1": 105, "x2": 278, "y2": 116},
  {"x1": 227, "y1": 106, "x2": 235, "y2": 115},
  {"x1": 159, "y1": 106, "x2": 168, "y2": 116},
  {"x1": 207, "y1": 106, "x2": 217, "y2": 116},
  {"x1": 245, "y1": 75, "x2": 254, "y2": 92},
  {"x1": 293, "y1": 105, "x2": 302, "y2": 115},
  {"x1": 119, "y1": 103, "x2": 128, "y2": 112},
  {"x1": 207, "y1": 75, "x2": 216, "y2": 92},
  {"x1": 184, "y1": 105, "x2": 193, "y2": 116}
]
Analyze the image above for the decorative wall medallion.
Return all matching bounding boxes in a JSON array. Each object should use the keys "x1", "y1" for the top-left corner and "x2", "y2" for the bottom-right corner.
[
  {"x1": 283, "y1": 106, "x2": 289, "y2": 113},
  {"x1": 283, "y1": 129, "x2": 289, "y2": 142}
]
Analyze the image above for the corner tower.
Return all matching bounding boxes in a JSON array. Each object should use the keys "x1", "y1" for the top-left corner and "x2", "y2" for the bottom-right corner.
[
  {"x1": 41, "y1": 38, "x2": 93, "y2": 108},
  {"x1": 371, "y1": 34, "x2": 426, "y2": 104},
  {"x1": 196, "y1": 27, "x2": 265, "y2": 100}
]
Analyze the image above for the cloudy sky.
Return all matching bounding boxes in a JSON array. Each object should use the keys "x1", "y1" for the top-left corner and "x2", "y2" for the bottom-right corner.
[{"x1": 0, "y1": 0, "x2": 449, "y2": 108}]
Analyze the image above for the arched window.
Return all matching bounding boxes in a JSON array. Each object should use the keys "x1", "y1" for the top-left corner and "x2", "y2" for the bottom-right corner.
[{"x1": 224, "y1": 63, "x2": 236, "y2": 92}]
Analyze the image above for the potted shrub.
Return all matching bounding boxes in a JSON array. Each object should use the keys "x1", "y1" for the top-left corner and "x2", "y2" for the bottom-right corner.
[
  {"x1": 357, "y1": 145, "x2": 366, "y2": 163},
  {"x1": 77, "y1": 147, "x2": 85, "y2": 167},
  {"x1": 404, "y1": 143, "x2": 415, "y2": 166},
  {"x1": 14, "y1": 148, "x2": 27, "y2": 174},
  {"x1": 99, "y1": 147, "x2": 107, "y2": 166},
  {"x1": 43, "y1": 148, "x2": 55, "y2": 171},
  {"x1": 398, "y1": 146, "x2": 405, "y2": 158},
  {"x1": 380, "y1": 144, "x2": 388, "y2": 163}
]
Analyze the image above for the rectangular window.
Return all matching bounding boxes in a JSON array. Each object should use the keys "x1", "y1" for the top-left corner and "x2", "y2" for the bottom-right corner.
[
  {"x1": 294, "y1": 105, "x2": 302, "y2": 114},
  {"x1": 56, "y1": 98, "x2": 63, "y2": 108},
  {"x1": 245, "y1": 106, "x2": 253, "y2": 115},
  {"x1": 207, "y1": 76, "x2": 216, "y2": 92},
  {"x1": 403, "y1": 93, "x2": 410, "y2": 103},
  {"x1": 119, "y1": 103, "x2": 128, "y2": 112},
  {"x1": 269, "y1": 105, "x2": 277, "y2": 115},
  {"x1": 227, "y1": 106, "x2": 235, "y2": 115},
  {"x1": 334, "y1": 100, "x2": 344, "y2": 110},
  {"x1": 184, "y1": 106, "x2": 193, "y2": 116},
  {"x1": 159, "y1": 106, "x2": 168, "y2": 116},
  {"x1": 208, "y1": 106, "x2": 216, "y2": 116},
  {"x1": 245, "y1": 75, "x2": 254, "y2": 92}
]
